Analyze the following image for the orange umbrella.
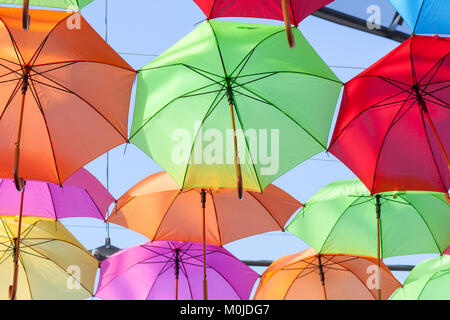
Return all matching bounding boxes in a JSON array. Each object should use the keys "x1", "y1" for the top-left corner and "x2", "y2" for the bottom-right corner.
[
  {"x1": 108, "y1": 171, "x2": 302, "y2": 299},
  {"x1": 0, "y1": 7, "x2": 135, "y2": 299},
  {"x1": 254, "y1": 248, "x2": 402, "y2": 300}
]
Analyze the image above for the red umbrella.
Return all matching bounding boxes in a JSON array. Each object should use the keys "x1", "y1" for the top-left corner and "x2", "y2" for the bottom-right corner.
[
  {"x1": 193, "y1": 0, "x2": 333, "y2": 48},
  {"x1": 329, "y1": 35, "x2": 449, "y2": 196}
]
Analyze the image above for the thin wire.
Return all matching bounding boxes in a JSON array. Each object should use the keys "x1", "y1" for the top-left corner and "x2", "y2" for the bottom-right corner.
[{"x1": 105, "y1": 0, "x2": 111, "y2": 241}]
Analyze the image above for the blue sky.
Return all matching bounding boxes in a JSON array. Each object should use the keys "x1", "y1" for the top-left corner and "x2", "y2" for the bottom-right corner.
[{"x1": 44, "y1": 0, "x2": 441, "y2": 292}]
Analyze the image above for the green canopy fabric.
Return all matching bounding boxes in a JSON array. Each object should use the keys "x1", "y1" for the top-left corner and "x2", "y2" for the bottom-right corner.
[
  {"x1": 0, "y1": 0, "x2": 93, "y2": 9},
  {"x1": 287, "y1": 179, "x2": 450, "y2": 258},
  {"x1": 390, "y1": 255, "x2": 450, "y2": 300},
  {"x1": 131, "y1": 20, "x2": 342, "y2": 192}
]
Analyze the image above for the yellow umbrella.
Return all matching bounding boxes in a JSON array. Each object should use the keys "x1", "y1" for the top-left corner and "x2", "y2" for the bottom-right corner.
[{"x1": 0, "y1": 217, "x2": 98, "y2": 300}]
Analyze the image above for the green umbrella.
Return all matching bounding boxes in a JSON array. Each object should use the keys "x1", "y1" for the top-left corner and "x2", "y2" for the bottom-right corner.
[
  {"x1": 130, "y1": 20, "x2": 342, "y2": 198},
  {"x1": 2, "y1": 0, "x2": 93, "y2": 30},
  {"x1": 287, "y1": 179, "x2": 450, "y2": 299},
  {"x1": 390, "y1": 255, "x2": 450, "y2": 300}
]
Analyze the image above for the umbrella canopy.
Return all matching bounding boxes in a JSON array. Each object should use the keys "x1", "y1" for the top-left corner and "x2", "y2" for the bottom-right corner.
[
  {"x1": 0, "y1": 216, "x2": 98, "y2": 300},
  {"x1": 0, "y1": 7, "x2": 135, "y2": 186},
  {"x1": 95, "y1": 241, "x2": 259, "y2": 300},
  {"x1": 131, "y1": 20, "x2": 341, "y2": 196},
  {"x1": 390, "y1": 255, "x2": 450, "y2": 300},
  {"x1": 194, "y1": 0, "x2": 333, "y2": 26},
  {"x1": 0, "y1": 168, "x2": 114, "y2": 221},
  {"x1": 328, "y1": 35, "x2": 449, "y2": 195},
  {"x1": 254, "y1": 248, "x2": 401, "y2": 300},
  {"x1": 287, "y1": 179, "x2": 450, "y2": 259},
  {"x1": 445, "y1": 246, "x2": 450, "y2": 255},
  {"x1": 0, "y1": 0, "x2": 93, "y2": 9},
  {"x1": 108, "y1": 171, "x2": 302, "y2": 246},
  {"x1": 387, "y1": 0, "x2": 450, "y2": 35}
]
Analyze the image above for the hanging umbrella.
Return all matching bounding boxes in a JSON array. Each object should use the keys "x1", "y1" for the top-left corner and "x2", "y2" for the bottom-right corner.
[
  {"x1": 95, "y1": 241, "x2": 259, "y2": 300},
  {"x1": 445, "y1": 246, "x2": 449, "y2": 255},
  {"x1": 254, "y1": 248, "x2": 401, "y2": 300},
  {"x1": 390, "y1": 255, "x2": 450, "y2": 300},
  {"x1": 387, "y1": 0, "x2": 450, "y2": 35},
  {"x1": 194, "y1": 0, "x2": 334, "y2": 48},
  {"x1": 286, "y1": 179, "x2": 450, "y2": 300},
  {"x1": 0, "y1": 0, "x2": 94, "y2": 30},
  {"x1": 131, "y1": 20, "x2": 342, "y2": 199},
  {"x1": 108, "y1": 171, "x2": 302, "y2": 300},
  {"x1": 0, "y1": 216, "x2": 98, "y2": 300},
  {"x1": 0, "y1": 168, "x2": 114, "y2": 220},
  {"x1": 0, "y1": 6, "x2": 134, "y2": 299},
  {"x1": 328, "y1": 35, "x2": 449, "y2": 195}
]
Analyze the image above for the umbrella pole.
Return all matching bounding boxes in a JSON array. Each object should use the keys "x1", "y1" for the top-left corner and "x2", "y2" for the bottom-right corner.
[
  {"x1": 9, "y1": 184, "x2": 26, "y2": 300},
  {"x1": 226, "y1": 79, "x2": 243, "y2": 199},
  {"x1": 317, "y1": 254, "x2": 327, "y2": 300},
  {"x1": 281, "y1": 0, "x2": 295, "y2": 48},
  {"x1": 174, "y1": 249, "x2": 180, "y2": 301},
  {"x1": 201, "y1": 189, "x2": 208, "y2": 300},
  {"x1": 375, "y1": 194, "x2": 382, "y2": 300},
  {"x1": 22, "y1": 0, "x2": 30, "y2": 30}
]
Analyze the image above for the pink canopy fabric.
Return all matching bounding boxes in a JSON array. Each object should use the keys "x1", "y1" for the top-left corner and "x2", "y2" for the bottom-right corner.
[
  {"x1": 95, "y1": 241, "x2": 259, "y2": 300},
  {"x1": 0, "y1": 168, "x2": 114, "y2": 220},
  {"x1": 445, "y1": 246, "x2": 450, "y2": 255}
]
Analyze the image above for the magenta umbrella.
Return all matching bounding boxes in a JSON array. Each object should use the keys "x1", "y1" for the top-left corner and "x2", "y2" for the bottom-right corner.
[
  {"x1": 445, "y1": 246, "x2": 450, "y2": 255},
  {"x1": 0, "y1": 168, "x2": 113, "y2": 221},
  {"x1": 95, "y1": 241, "x2": 259, "y2": 300}
]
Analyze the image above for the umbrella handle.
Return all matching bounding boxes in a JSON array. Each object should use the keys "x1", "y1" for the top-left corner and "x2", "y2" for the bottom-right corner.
[
  {"x1": 281, "y1": 0, "x2": 295, "y2": 48},
  {"x1": 22, "y1": 0, "x2": 30, "y2": 31},
  {"x1": 14, "y1": 145, "x2": 24, "y2": 192}
]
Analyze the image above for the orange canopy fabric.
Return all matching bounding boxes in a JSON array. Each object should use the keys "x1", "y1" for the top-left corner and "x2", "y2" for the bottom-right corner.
[
  {"x1": 108, "y1": 171, "x2": 302, "y2": 246},
  {"x1": 0, "y1": 7, "x2": 135, "y2": 184},
  {"x1": 254, "y1": 248, "x2": 402, "y2": 300}
]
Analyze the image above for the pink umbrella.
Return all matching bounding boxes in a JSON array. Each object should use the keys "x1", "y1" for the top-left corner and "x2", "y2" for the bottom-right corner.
[
  {"x1": 445, "y1": 246, "x2": 450, "y2": 255},
  {"x1": 95, "y1": 241, "x2": 259, "y2": 300},
  {"x1": 0, "y1": 168, "x2": 113, "y2": 221}
]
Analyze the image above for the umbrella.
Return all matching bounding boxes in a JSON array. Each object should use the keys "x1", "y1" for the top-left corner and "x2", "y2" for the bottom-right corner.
[
  {"x1": 328, "y1": 35, "x2": 449, "y2": 195},
  {"x1": 286, "y1": 179, "x2": 450, "y2": 299},
  {"x1": 445, "y1": 246, "x2": 449, "y2": 255},
  {"x1": 390, "y1": 255, "x2": 450, "y2": 300},
  {"x1": 254, "y1": 248, "x2": 401, "y2": 300},
  {"x1": 0, "y1": 0, "x2": 94, "y2": 30},
  {"x1": 130, "y1": 20, "x2": 342, "y2": 199},
  {"x1": 0, "y1": 168, "x2": 114, "y2": 221},
  {"x1": 387, "y1": 0, "x2": 450, "y2": 35},
  {"x1": 108, "y1": 171, "x2": 302, "y2": 299},
  {"x1": 95, "y1": 241, "x2": 259, "y2": 300},
  {"x1": 194, "y1": 0, "x2": 334, "y2": 48},
  {"x1": 0, "y1": 216, "x2": 98, "y2": 300},
  {"x1": 0, "y1": 6, "x2": 134, "y2": 299}
]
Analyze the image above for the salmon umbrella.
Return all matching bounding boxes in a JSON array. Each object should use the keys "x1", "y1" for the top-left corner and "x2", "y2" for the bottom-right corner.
[
  {"x1": 108, "y1": 171, "x2": 302, "y2": 300},
  {"x1": 286, "y1": 179, "x2": 450, "y2": 300},
  {"x1": 0, "y1": 7, "x2": 134, "y2": 299},
  {"x1": 0, "y1": 216, "x2": 98, "y2": 300},
  {"x1": 387, "y1": 0, "x2": 450, "y2": 35},
  {"x1": 390, "y1": 255, "x2": 450, "y2": 300},
  {"x1": 131, "y1": 20, "x2": 341, "y2": 199},
  {"x1": 328, "y1": 35, "x2": 449, "y2": 195},
  {"x1": 254, "y1": 248, "x2": 401, "y2": 300},
  {"x1": 193, "y1": 0, "x2": 334, "y2": 48},
  {"x1": 95, "y1": 241, "x2": 259, "y2": 300},
  {"x1": 0, "y1": 168, "x2": 114, "y2": 221}
]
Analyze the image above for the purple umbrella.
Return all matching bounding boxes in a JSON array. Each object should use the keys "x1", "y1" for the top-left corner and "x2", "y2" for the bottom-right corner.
[
  {"x1": 95, "y1": 241, "x2": 260, "y2": 300},
  {"x1": 0, "y1": 168, "x2": 113, "y2": 220}
]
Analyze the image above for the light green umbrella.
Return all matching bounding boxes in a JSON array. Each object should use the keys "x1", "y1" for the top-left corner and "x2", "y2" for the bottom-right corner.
[
  {"x1": 2, "y1": 0, "x2": 93, "y2": 30},
  {"x1": 287, "y1": 179, "x2": 450, "y2": 299},
  {"x1": 390, "y1": 255, "x2": 450, "y2": 300},
  {"x1": 130, "y1": 20, "x2": 342, "y2": 198}
]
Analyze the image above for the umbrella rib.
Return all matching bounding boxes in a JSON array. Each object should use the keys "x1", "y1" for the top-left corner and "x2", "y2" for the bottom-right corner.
[
  {"x1": 82, "y1": 188, "x2": 108, "y2": 221},
  {"x1": 178, "y1": 253, "x2": 195, "y2": 300},
  {"x1": 32, "y1": 60, "x2": 135, "y2": 73},
  {"x1": 0, "y1": 16, "x2": 25, "y2": 65},
  {"x1": 234, "y1": 82, "x2": 327, "y2": 149},
  {"x1": 28, "y1": 78, "x2": 63, "y2": 185},
  {"x1": 140, "y1": 63, "x2": 223, "y2": 80},
  {"x1": 208, "y1": 191, "x2": 223, "y2": 246},
  {"x1": 208, "y1": 21, "x2": 229, "y2": 76},
  {"x1": 0, "y1": 78, "x2": 22, "y2": 121},
  {"x1": 418, "y1": 109, "x2": 447, "y2": 193},
  {"x1": 247, "y1": 192, "x2": 285, "y2": 230},
  {"x1": 144, "y1": 258, "x2": 174, "y2": 300},
  {"x1": 180, "y1": 90, "x2": 228, "y2": 188},
  {"x1": 397, "y1": 195, "x2": 444, "y2": 254},
  {"x1": 236, "y1": 70, "x2": 343, "y2": 86},
  {"x1": 413, "y1": 1, "x2": 426, "y2": 34},
  {"x1": 30, "y1": 71, "x2": 128, "y2": 141},
  {"x1": 370, "y1": 90, "x2": 417, "y2": 192},
  {"x1": 149, "y1": 192, "x2": 183, "y2": 242},
  {"x1": 18, "y1": 253, "x2": 34, "y2": 300},
  {"x1": 423, "y1": 95, "x2": 450, "y2": 110}
]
